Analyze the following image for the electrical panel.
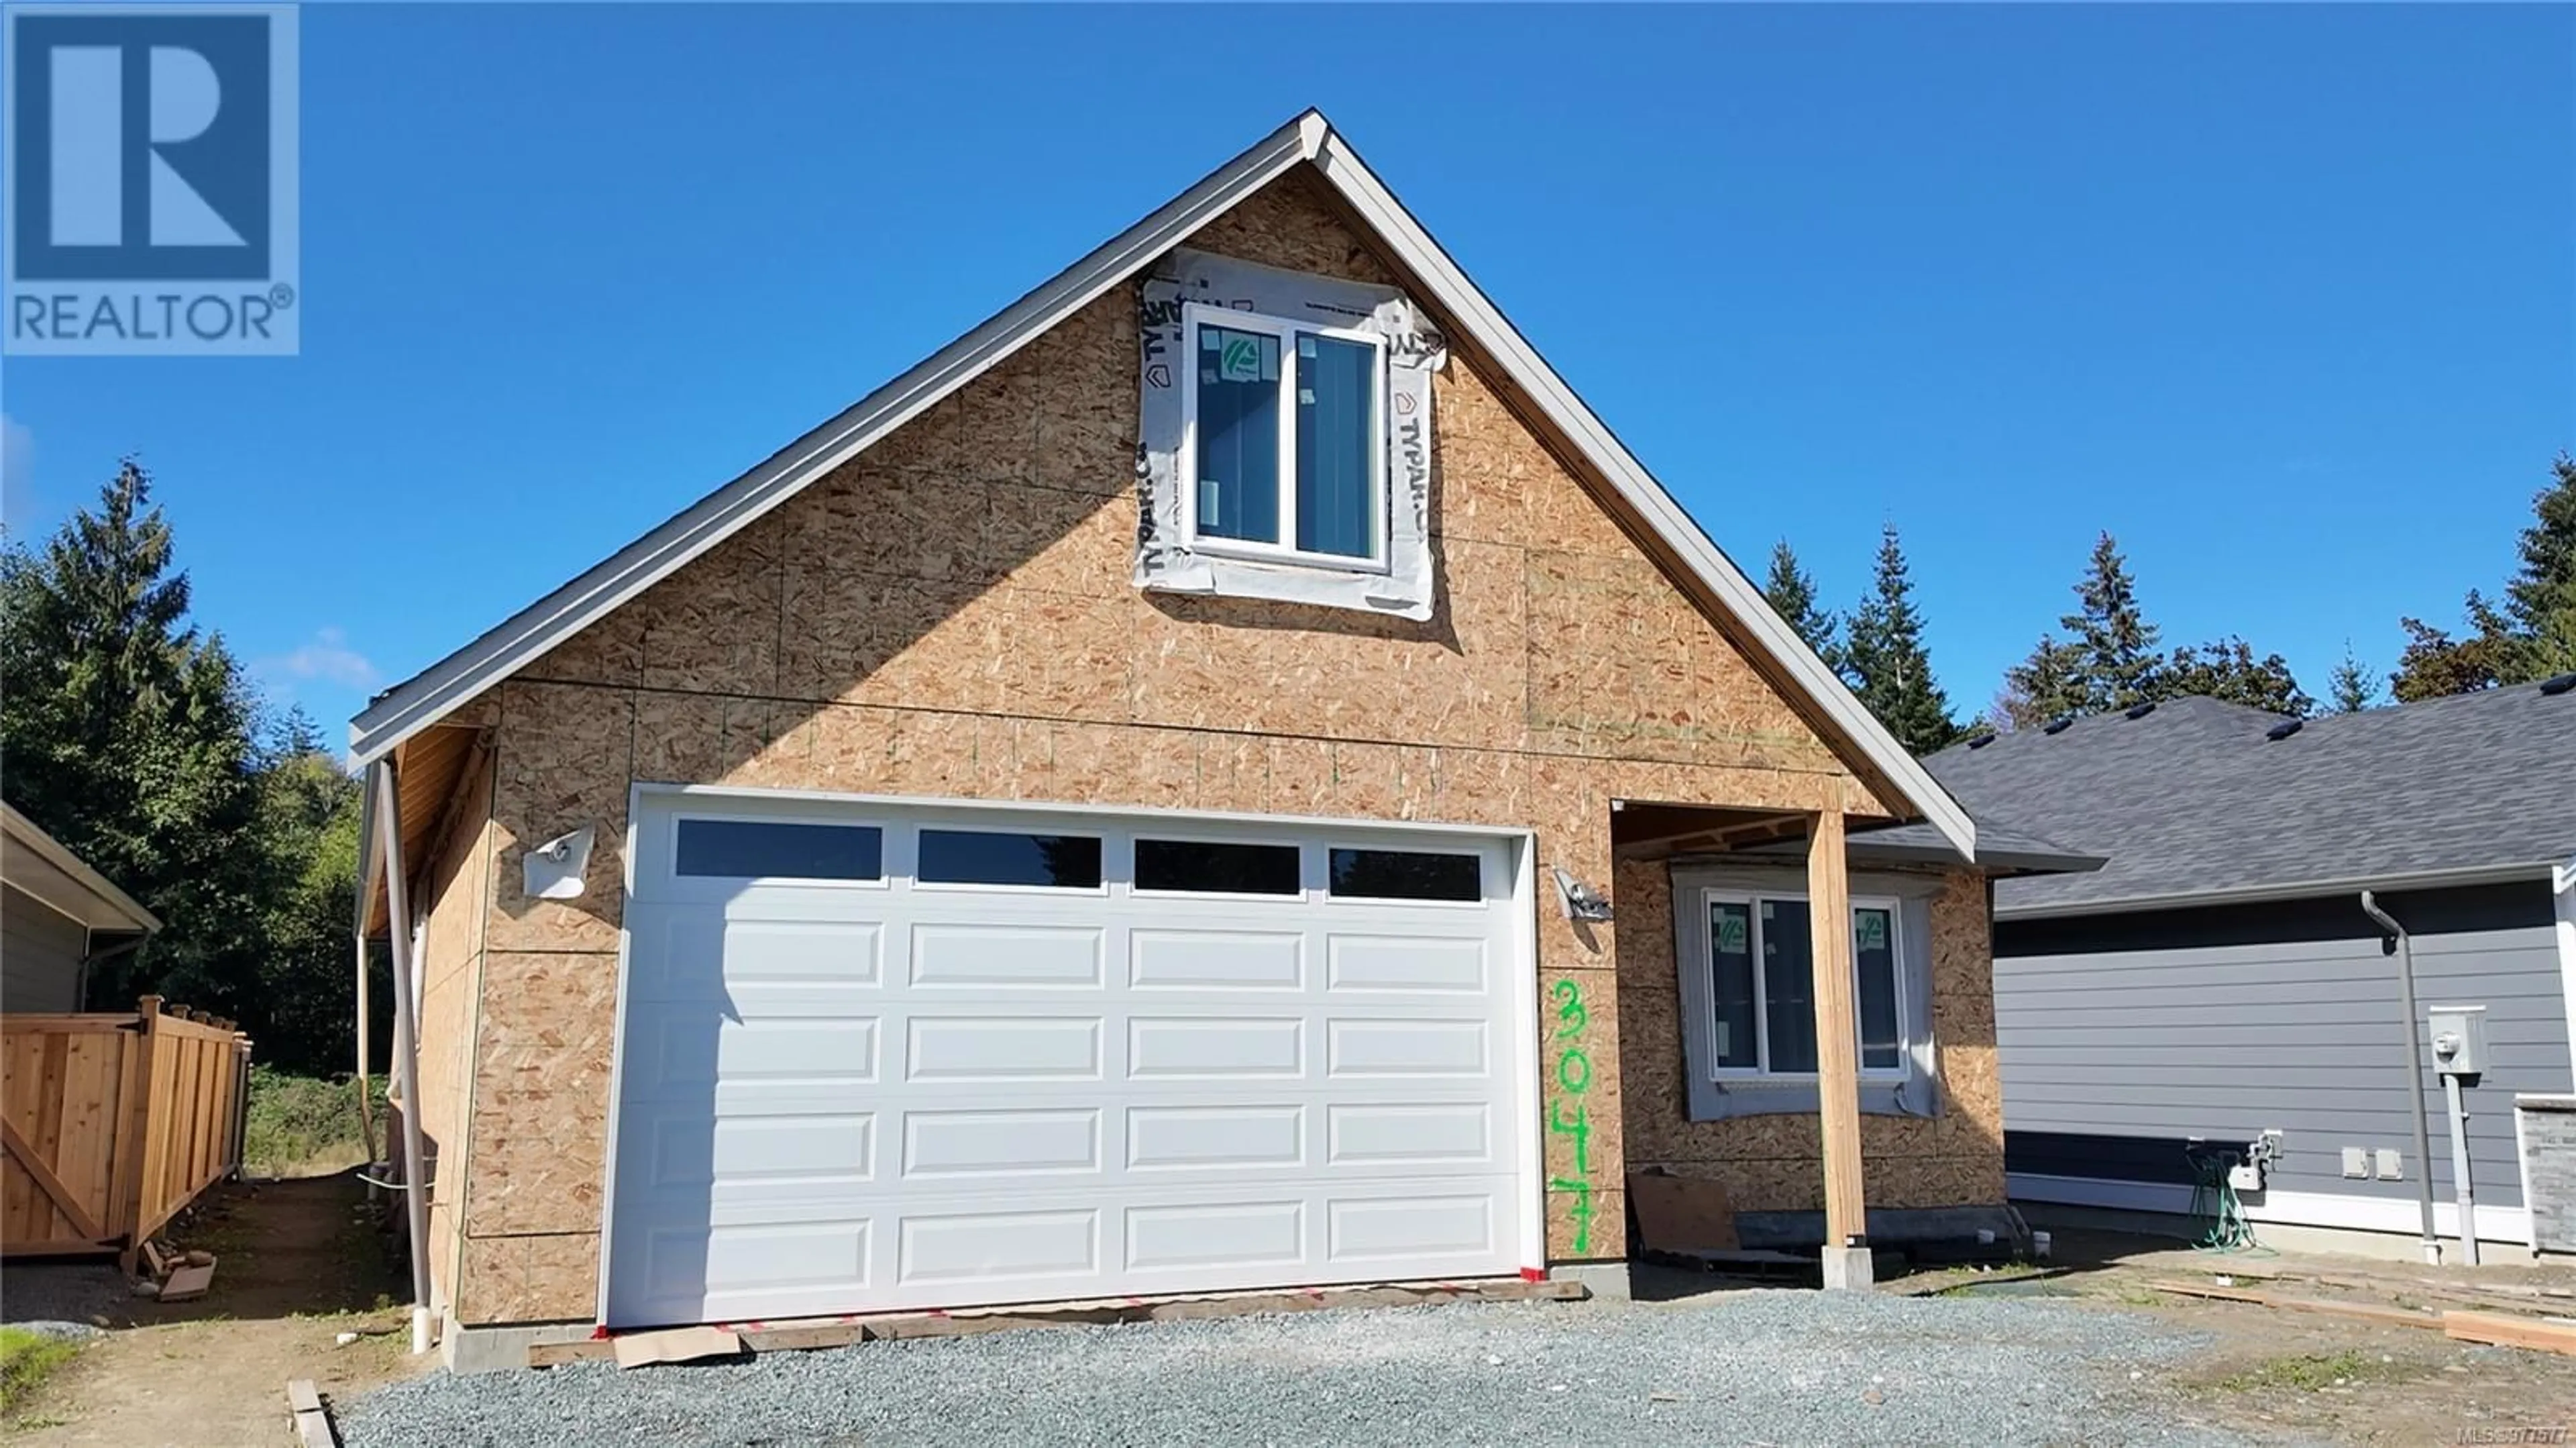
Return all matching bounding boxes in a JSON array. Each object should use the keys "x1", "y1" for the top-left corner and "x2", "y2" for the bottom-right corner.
[
  {"x1": 2341, "y1": 1147, "x2": 2369, "y2": 1179},
  {"x1": 2375, "y1": 1148, "x2": 2404, "y2": 1180},
  {"x1": 2428, "y1": 1005, "x2": 2489, "y2": 1078}
]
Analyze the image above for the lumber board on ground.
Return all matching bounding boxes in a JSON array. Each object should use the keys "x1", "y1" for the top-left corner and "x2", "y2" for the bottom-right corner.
[
  {"x1": 669, "y1": 1278, "x2": 1591, "y2": 1363},
  {"x1": 612, "y1": 1325, "x2": 742, "y2": 1369},
  {"x1": 284, "y1": 1379, "x2": 335, "y2": 1448},
  {"x1": 526, "y1": 1339, "x2": 614, "y2": 1368},
  {"x1": 2443, "y1": 1310, "x2": 2576, "y2": 1355},
  {"x1": 2145, "y1": 1280, "x2": 2442, "y2": 1330}
]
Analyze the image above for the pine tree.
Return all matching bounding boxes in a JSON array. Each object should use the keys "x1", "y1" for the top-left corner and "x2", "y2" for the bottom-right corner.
[
  {"x1": 2326, "y1": 642, "x2": 2377, "y2": 714},
  {"x1": 0, "y1": 462, "x2": 269, "y2": 1023},
  {"x1": 2502, "y1": 453, "x2": 2576, "y2": 678},
  {"x1": 1761, "y1": 539, "x2": 1840, "y2": 672},
  {"x1": 2161, "y1": 637, "x2": 2313, "y2": 716},
  {"x1": 1998, "y1": 632, "x2": 2090, "y2": 729},
  {"x1": 2062, "y1": 532, "x2": 2161, "y2": 711},
  {"x1": 1842, "y1": 525, "x2": 1960, "y2": 755}
]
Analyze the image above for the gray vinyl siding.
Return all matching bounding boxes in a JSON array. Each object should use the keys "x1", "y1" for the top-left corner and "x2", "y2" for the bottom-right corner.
[
  {"x1": 1994, "y1": 884, "x2": 2569, "y2": 1210},
  {"x1": 2, "y1": 882, "x2": 87, "y2": 1012}
]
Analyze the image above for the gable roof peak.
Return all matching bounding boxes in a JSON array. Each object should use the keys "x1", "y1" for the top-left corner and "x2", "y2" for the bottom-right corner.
[{"x1": 347, "y1": 113, "x2": 1976, "y2": 859}]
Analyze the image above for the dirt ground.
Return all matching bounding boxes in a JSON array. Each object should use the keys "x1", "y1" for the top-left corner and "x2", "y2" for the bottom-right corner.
[
  {"x1": 0, "y1": 1170, "x2": 429, "y2": 1447},
  {"x1": 1866, "y1": 1228, "x2": 2576, "y2": 1445}
]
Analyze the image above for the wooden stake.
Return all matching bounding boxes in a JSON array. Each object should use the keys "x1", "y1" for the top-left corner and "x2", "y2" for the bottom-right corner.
[{"x1": 1806, "y1": 809, "x2": 1868, "y2": 1259}]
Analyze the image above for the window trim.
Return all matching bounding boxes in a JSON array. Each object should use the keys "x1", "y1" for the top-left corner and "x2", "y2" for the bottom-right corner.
[
  {"x1": 664, "y1": 811, "x2": 892, "y2": 890},
  {"x1": 1128, "y1": 834, "x2": 1307, "y2": 902},
  {"x1": 1701, "y1": 887, "x2": 1911, "y2": 1083},
  {"x1": 911, "y1": 826, "x2": 1109, "y2": 896},
  {"x1": 1176, "y1": 301, "x2": 1391, "y2": 574}
]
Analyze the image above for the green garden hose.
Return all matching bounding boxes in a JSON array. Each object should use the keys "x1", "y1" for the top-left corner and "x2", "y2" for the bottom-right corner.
[{"x1": 2184, "y1": 1143, "x2": 2265, "y2": 1253}]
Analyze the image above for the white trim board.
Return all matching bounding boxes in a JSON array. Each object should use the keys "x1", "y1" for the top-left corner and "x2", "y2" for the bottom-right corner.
[
  {"x1": 2008, "y1": 1172, "x2": 2534, "y2": 1247},
  {"x1": 344, "y1": 111, "x2": 1974, "y2": 862},
  {"x1": 2554, "y1": 858, "x2": 2576, "y2": 1085}
]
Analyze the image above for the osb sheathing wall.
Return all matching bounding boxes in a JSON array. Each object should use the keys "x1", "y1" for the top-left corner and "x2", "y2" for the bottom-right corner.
[
  {"x1": 439, "y1": 166, "x2": 1966, "y2": 1324},
  {"x1": 1613, "y1": 862, "x2": 2006, "y2": 1211},
  {"x1": 412, "y1": 735, "x2": 493, "y2": 1318}
]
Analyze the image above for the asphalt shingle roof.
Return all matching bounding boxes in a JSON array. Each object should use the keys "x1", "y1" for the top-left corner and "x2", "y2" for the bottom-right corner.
[{"x1": 1901, "y1": 682, "x2": 2576, "y2": 916}]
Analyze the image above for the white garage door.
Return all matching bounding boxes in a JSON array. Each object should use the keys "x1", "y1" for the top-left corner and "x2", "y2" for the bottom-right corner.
[{"x1": 603, "y1": 790, "x2": 1535, "y2": 1329}]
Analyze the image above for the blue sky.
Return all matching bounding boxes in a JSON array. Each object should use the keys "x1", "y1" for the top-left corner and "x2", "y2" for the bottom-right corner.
[{"x1": 4, "y1": 3, "x2": 2569, "y2": 737}]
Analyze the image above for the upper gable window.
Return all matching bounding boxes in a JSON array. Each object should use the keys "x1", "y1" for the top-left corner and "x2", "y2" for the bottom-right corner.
[
  {"x1": 1184, "y1": 304, "x2": 1386, "y2": 566},
  {"x1": 1136, "y1": 248, "x2": 1446, "y2": 622}
]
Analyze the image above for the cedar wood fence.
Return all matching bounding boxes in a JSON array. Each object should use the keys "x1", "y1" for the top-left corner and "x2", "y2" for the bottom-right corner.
[{"x1": 1, "y1": 996, "x2": 252, "y2": 1267}]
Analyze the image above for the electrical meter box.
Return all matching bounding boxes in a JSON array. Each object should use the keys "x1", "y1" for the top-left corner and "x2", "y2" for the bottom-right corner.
[{"x1": 2427, "y1": 1004, "x2": 2489, "y2": 1078}]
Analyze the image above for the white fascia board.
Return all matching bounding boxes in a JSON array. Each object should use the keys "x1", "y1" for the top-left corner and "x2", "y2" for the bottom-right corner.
[
  {"x1": 1307, "y1": 134, "x2": 1974, "y2": 860},
  {"x1": 348, "y1": 115, "x2": 1321, "y2": 765},
  {"x1": 0, "y1": 800, "x2": 160, "y2": 933},
  {"x1": 347, "y1": 109, "x2": 1976, "y2": 861}
]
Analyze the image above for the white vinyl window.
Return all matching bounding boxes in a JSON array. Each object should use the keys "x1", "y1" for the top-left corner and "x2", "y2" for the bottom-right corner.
[
  {"x1": 1179, "y1": 302, "x2": 1387, "y2": 569},
  {"x1": 1703, "y1": 891, "x2": 1908, "y2": 1078}
]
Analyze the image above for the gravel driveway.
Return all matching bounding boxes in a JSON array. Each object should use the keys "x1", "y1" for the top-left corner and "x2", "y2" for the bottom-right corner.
[{"x1": 343, "y1": 1291, "x2": 2253, "y2": 1447}]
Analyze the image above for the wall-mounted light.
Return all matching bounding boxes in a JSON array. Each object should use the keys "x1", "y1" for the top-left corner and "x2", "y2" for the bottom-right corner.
[
  {"x1": 523, "y1": 825, "x2": 594, "y2": 901},
  {"x1": 1552, "y1": 866, "x2": 1612, "y2": 923}
]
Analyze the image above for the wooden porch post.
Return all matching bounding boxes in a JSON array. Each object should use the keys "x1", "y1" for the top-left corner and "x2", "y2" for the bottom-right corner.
[{"x1": 1806, "y1": 809, "x2": 1873, "y2": 1289}]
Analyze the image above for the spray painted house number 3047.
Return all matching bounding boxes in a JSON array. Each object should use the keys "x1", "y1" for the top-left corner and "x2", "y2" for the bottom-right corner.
[{"x1": 1546, "y1": 978, "x2": 1597, "y2": 1255}]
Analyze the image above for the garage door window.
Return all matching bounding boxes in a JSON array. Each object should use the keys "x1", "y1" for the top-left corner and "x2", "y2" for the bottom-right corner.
[
  {"x1": 1328, "y1": 847, "x2": 1481, "y2": 902},
  {"x1": 674, "y1": 819, "x2": 883, "y2": 881},
  {"x1": 917, "y1": 829, "x2": 1104, "y2": 889},
  {"x1": 1134, "y1": 839, "x2": 1300, "y2": 896}
]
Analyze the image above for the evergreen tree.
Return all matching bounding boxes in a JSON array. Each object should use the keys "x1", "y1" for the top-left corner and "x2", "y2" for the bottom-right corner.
[
  {"x1": 2326, "y1": 642, "x2": 2377, "y2": 714},
  {"x1": 2502, "y1": 453, "x2": 2576, "y2": 678},
  {"x1": 1, "y1": 464, "x2": 271, "y2": 1031},
  {"x1": 1842, "y1": 525, "x2": 1960, "y2": 755},
  {"x1": 250, "y1": 710, "x2": 365, "y2": 1076},
  {"x1": 1998, "y1": 633, "x2": 2090, "y2": 729},
  {"x1": 2390, "y1": 456, "x2": 2576, "y2": 699},
  {"x1": 2061, "y1": 532, "x2": 2161, "y2": 711},
  {"x1": 1760, "y1": 539, "x2": 1840, "y2": 672},
  {"x1": 2160, "y1": 637, "x2": 2313, "y2": 716}
]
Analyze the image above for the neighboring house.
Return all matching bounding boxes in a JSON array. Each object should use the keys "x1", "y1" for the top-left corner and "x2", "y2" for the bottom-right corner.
[
  {"x1": 1918, "y1": 684, "x2": 2576, "y2": 1256},
  {"x1": 1, "y1": 801, "x2": 160, "y2": 1013},
  {"x1": 347, "y1": 111, "x2": 2057, "y2": 1368}
]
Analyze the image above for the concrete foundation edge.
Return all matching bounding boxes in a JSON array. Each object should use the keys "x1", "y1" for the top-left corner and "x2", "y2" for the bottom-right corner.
[
  {"x1": 1546, "y1": 1261, "x2": 1631, "y2": 1301},
  {"x1": 440, "y1": 1314, "x2": 597, "y2": 1374}
]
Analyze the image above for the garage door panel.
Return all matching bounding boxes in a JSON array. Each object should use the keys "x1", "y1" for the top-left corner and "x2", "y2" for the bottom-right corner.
[
  {"x1": 904, "y1": 1016, "x2": 1104, "y2": 1082},
  {"x1": 1325, "y1": 1102, "x2": 1495, "y2": 1166},
  {"x1": 646, "y1": 1112, "x2": 878, "y2": 1186},
  {"x1": 897, "y1": 1208, "x2": 1101, "y2": 1284},
  {"x1": 1128, "y1": 929, "x2": 1305, "y2": 990},
  {"x1": 900, "y1": 1107, "x2": 1102, "y2": 1179},
  {"x1": 1324, "y1": 1018, "x2": 1491, "y2": 1077},
  {"x1": 1125, "y1": 1017, "x2": 1303, "y2": 1079},
  {"x1": 606, "y1": 799, "x2": 1527, "y2": 1327},
  {"x1": 1125, "y1": 1104, "x2": 1305, "y2": 1172},
  {"x1": 909, "y1": 923, "x2": 1104, "y2": 988},
  {"x1": 1325, "y1": 1192, "x2": 1497, "y2": 1263},
  {"x1": 1123, "y1": 1200, "x2": 1305, "y2": 1272}
]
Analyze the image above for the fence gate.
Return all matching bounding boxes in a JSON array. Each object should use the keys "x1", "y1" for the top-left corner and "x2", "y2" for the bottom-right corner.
[{"x1": 1, "y1": 997, "x2": 252, "y2": 1261}]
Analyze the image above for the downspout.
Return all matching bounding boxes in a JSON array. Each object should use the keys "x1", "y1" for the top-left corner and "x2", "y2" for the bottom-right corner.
[
  {"x1": 353, "y1": 780, "x2": 379, "y2": 1181},
  {"x1": 2360, "y1": 890, "x2": 2442, "y2": 1264},
  {"x1": 370, "y1": 759, "x2": 435, "y2": 1355}
]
